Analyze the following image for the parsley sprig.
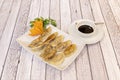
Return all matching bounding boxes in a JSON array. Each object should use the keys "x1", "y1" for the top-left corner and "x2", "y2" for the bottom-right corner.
[{"x1": 30, "y1": 17, "x2": 57, "y2": 29}]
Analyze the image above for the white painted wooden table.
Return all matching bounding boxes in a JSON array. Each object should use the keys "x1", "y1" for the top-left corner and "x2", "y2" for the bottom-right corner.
[{"x1": 0, "y1": 0, "x2": 120, "y2": 80}]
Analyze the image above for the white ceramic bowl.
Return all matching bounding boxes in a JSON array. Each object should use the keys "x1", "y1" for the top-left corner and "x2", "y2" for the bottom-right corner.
[
  {"x1": 68, "y1": 19, "x2": 104, "y2": 44},
  {"x1": 74, "y1": 19, "x2": 97, "y2": 37}
]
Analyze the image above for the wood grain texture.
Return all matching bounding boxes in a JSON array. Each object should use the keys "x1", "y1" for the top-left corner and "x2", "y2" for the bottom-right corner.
[
  {"x1": 107, "y1": 0, "x2": 120, "y2": 65},
  {"x1": 99, "y1": 0, "x2": 120, "y2": 59},
  {"x1": 31, "y1": 57, "x2": 46, "y2": 80},
  {"x1": 107, "y1": 0, "x2": 120, "y2": 26},
  {"x1": 0, "y1": 0, "x2": 14, "y2": 38},
  {"x1": 16, "y1": 49, "x2": 33, "y2": 80},
  {"x1": 45, "y1": 0, "x2": 61, "y2": 80},
  {"x1": 99, "y1": 0, "x2": 120, "y2": 65},
  {"x1": 91, "y1": 0, "x2": 120, "y2": 80},
  {"x1": 60, "y1": 0, "x2": 71, "y2": 33},
  {"x1": 50, "y1": 0, "x2": 61, "y2": 29},
  {"x1": 79, "y1": 0, "x2": 109, "y2": 79},
  {"x1": 0, "y1": 0, "x2": 4, "y2": 8},
  {"x1": 117, "y1": 0, "x2": 120, "y2": 7},
  {"x1": 0, "y1": 0, "x2": 22, "y2": 78},
  {"x1": 30, "y1": 0, "x2": 49, "y2": 80},
  {"x1": 60, "y1": 0, "x2": 77, "y2": 80},
  {"x1": 0, "y1": 0, "x2": 32, "y2": 80},
  {"x1": 80, "y1": 0, "x2": 108, "y2": 80},
  {"x1": 39, "y1": 0, "x2": 50, "y2": 18},
  {"x1": 70, "y1": 0, "x2": 93, "y2": 80},
  {"x1": 0, "y1": 0, "x2": 120, "y2": 80},
  {"x1": 76, "y1": 48, "x2": 92, "y2": 80},
  {"x1": 15, "y1": 0, "x2": 41, "y2": 80}
]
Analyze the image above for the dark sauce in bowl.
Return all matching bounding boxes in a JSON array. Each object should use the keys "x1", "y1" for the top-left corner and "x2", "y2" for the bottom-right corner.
[{"x1": 78, "y1": 25, "x2": 94, "y2": 34}]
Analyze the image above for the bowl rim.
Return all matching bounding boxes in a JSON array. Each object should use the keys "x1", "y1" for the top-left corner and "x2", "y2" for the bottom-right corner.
[{"x1": 73, "y1": 19, "x2": 97, "y2": 37}]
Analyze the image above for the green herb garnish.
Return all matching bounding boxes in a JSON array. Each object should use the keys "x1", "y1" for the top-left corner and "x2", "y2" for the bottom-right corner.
[{"x1": 30, "y1": 17, "x2": 57, "y2": 28}]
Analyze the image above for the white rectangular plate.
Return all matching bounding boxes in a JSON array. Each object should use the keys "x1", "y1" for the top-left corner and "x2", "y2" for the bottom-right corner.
[{"x1": 16, "y1": 25, "x2": 85, "y2": 70}]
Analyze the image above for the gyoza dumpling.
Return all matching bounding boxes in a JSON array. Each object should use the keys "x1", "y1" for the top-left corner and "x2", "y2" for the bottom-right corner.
[
  {"x1": 50, "y1": 35, "x2": 64, "y2": 47},
  {"x1": 48, "y1": 53, "x2": 65, "y2": 65},
  {"x1": 31, "y1": 32, "x2": 58, "y2": 50},
  {"x1": 28, "y1": 27, "x2": 51, "y2": 48},
  {"x1": 40, "y1": 45, "x2": 57, "y2": 60},
  {"x1": 56, "y1": 40, "x2": 72, "y2": 52},
  {"x1": 43, "y1": 32, "x2": 58, "y2": 44},
  {"x1": 64, "y1": 44, "x2": 77, "y2": 57}
]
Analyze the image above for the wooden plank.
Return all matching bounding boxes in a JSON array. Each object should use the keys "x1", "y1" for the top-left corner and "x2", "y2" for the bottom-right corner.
[
  {"x1": 46, "y1": 66, "x2": 61, "y2": 80},
  {"x1": 45, "y1": 0, "x2": 61, "y2": 80},
  {"x1": 49, "y1": 0, "x2": 61, "y2": 29},
  {"x1": 16, "y1": 49, "x2": 33, "y2": 80},
  {"x1": 30, "y1": 57, "x2": 46, "y2": 80},
  {"x1": 87, "y1": 44, "x2": 108, "y2": 80},
  {"x1": 69, "y1": 0, "x2": 92, "y2": 80},
  {"x1": 107, "y1": 0, "x2": 120, "y2": 27},
  {"x1": 1, "y1": 49, "x2": 21, "y2": 80},
  {"x1": 90, "y1": 0, "x2": 120, "y2": 79},
  {"x1": 117, "y1": 0, "x2": 120, "y2": 8},
  {"x1": 30, "y1": 0, "x2": 49, "y2": 80},
  {"x1": 0, "y1": 0, "x2": 4, "y2": 8},
  {"x1": 80, "y1": 0, "x2": 93, "y2": 19},
  {"x1": 26, "y1": 0, "x2": 41, "y2": 26},
  {"x1": 15, "y1": 0, "x2": 41, "y2": 80},
  {"x1": 0, "y1": 0, "x2": 32, "y2": 79},
  {"x1": 60, "y1": 0, "x2": 77, "y2": 80},
  {"x1": 0, "y1": 0, "x2": 14, "y2": 39},
  {"x1": 60, "y1": 0, "x2": 71, "y2": 33},
  {"x1": 70, "y1": 0, "x2": 82, "y2": 20},
  {"x1": 39, "y1": 0, "x2": 50, "y2": 18},
  {"x1": 76, "y1": 48, "x2": 93, "y2": 80},
  {"x1": 0, "y1": 0, "x2": 22, "y2": 78},
  {"x1": 98, "y1": 0, "x2": 120, "y2": 58},
  {"x1": 107, "y1": 0, "x2": 120, "y2": 65},
  {"x1": 80, "y1": 0, "x2": 109, "y2": 79}
]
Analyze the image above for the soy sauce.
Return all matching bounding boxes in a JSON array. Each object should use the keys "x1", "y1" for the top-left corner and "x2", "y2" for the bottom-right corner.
[{"x1": 78, "y1": 25, "x2": 94, "y2": 33}]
